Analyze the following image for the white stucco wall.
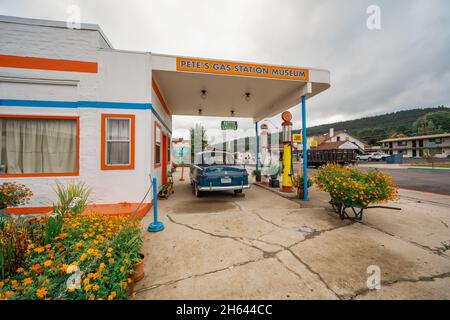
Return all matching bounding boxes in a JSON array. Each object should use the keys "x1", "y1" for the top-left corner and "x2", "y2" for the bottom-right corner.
[{"x1": 0, "y1": 19, "x2": 164, "y2": 208}]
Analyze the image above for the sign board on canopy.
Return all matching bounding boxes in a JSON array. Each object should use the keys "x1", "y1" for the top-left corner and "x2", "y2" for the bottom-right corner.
[
  {"x1": 221, "y1": 121, "x2": 238, "y2": 131},
  {"x1": 293, "y1": 134, "x2": 302, "y2": 143},
  {"x1": 176, "y1": 57, "x2": 309, "y2": 82}
]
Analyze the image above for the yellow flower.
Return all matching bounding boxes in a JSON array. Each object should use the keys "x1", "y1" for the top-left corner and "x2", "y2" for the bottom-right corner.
[
  {"x1": 107, "y1": 248, "x2": 113, "y2": 253},
  {"x1": 16, "y1": 267, "x2": 24, "y2": 273},
  {"x1": 66, "y1": 264, "x2": 78, "y2": 274},
  {"x1": 5, "y1": 291, "x2": 15, "y2": 298},
  {"x1": 84, "y1": 284, "x2": 92, "y2": 292},
  {"x1": 36, "y1": 287, "x2": 47, "y2": 298},
  {"x1": 34, "y1": 246, "x2": 45, "y2": 254},
  {"x1": 120, "y1": 266, "x2": 125, "y2": 273},
  {"x1": 93, "y1": 284, "x2": 99, "y2": 291},
  {"x1": 108, "y1": 258, "x2": 114, "y2": 264},
  {"x1": 44, "y1": 260, "x2": 53, "y2": 267},
  {"x1": 107, "y1": 291, "x2": 117, "y2": 300},
  {"x1": 11, "y1": 280, "x2": 18, "y2": 288},
  {"x1": 22, "y1": 278, "x2": 33, "y2": 286},
  {"x1": 105, "y1": 252, "x2": 112, "y2": 258},
  {"x1": 80, "y1": 253, "x2": 88, "y2": 261}
]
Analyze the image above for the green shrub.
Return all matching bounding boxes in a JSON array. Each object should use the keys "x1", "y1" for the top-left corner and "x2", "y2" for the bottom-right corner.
[{"x1": 53, "y1": 183, "x2": 91, "y2": 215}]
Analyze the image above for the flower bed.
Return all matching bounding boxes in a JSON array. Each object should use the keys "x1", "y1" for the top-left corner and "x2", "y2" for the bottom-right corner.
[
  {"x1": 315, "y1": 164, "x2": 398, "y2": 220},
  {"x1": 0, "y1": 213, "x2": 142, "y2": 300}
]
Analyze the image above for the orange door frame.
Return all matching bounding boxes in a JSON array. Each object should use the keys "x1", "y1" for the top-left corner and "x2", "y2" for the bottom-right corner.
[{"x1": 162, "y1": 133, "x2": 168, "y2": 184}]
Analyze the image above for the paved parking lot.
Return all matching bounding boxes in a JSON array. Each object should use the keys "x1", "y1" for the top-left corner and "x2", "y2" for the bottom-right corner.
[{"x1": 136, "y1": 171, "x2": 450, "y2": 300}]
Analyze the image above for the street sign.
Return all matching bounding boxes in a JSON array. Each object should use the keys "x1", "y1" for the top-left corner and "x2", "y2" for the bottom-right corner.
[
  {"x1": 311, "y1": 139, "x2": 318, "y2": 148},
  {"x1": 221, "y1": 121, "x2": 238, "y2": 131},
  {"x1": 293, "y1": 134, "x2": 302, "y2": 143}
]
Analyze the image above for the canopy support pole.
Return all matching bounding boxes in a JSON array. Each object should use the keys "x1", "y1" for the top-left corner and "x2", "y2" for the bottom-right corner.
[
  {"x1": 302, "y1": 95, "x2": 309, "y2": 201},
  {"x1": 255, "y1": 122, "x2": 259, "y2": 172}
]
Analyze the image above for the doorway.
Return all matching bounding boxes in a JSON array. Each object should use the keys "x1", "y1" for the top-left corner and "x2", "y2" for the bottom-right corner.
[{"x1": 162, "y1": 134, "x2": 168, "y2": 184}]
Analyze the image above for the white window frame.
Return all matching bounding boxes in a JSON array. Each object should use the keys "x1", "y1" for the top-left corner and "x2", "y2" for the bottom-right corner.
[{"x1": 105, "y1": 117, "x2": 132, "y2": 166}]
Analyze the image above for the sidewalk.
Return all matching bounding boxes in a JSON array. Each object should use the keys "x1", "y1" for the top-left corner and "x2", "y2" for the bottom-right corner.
[{"x1": 135, "y1": 170, "x2": 450, "y2": 300}]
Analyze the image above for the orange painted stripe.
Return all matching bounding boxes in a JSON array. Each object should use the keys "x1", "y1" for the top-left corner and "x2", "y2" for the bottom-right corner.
[
  {"x1": 7, "y1": 202, "x2": 152, "y2": 219},
  {"x1": 7, "y1": 206, "x2": 53, "y2": 214},
  {"x1": 0, "y1": 54, "x2": 98, "y2": 73},
  {"x1": 152, "y1": 79, "x2": 172, "y2": 117}
]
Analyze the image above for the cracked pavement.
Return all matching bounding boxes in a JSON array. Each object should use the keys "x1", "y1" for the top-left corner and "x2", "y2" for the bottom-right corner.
[{"x1": 135, "y1": 172, "x2": 450, "y2": 300}]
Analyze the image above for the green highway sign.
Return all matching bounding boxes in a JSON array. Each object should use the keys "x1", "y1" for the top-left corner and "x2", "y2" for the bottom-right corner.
[
  {"x1": 428, "y1": 142, "x2": 437, "y2": 148},
  {"x1": 221, "y1": 121, "x2": 238, "y2": 131}
]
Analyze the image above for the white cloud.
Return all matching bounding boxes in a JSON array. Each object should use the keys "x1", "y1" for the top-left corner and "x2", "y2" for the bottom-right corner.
[{"x1": 1, "y1": 0, "x2": 449, "y2": 141}]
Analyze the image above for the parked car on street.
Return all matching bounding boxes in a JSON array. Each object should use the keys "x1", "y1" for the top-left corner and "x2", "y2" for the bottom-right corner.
[
  {"x1": 356, "y1": 152, "x2": 389, "y2": 161},
  {"x1": 190, "y1": 150, "x2": 250, "y2": 197}
]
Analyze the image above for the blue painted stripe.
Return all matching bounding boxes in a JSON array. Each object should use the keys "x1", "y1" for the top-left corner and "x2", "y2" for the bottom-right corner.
[
  {"x1": 79, "y1": 101, "x2": 151, "y2": 109},
  {"x1": 1, "y1": 98, "x2": 172, "y2": 134},
  {"x1": 0, "y1": 99, "x2": 151, "y2": 110},
  {"x1": 0, "y1": 99, "x2": 78, "y2": 108},
  {"x1": 152, "y1": 107, "x2": 172, "y2": 134}
]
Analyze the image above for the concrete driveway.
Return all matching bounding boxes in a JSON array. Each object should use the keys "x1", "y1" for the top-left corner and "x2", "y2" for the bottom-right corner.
[{"x1": 135, "y1": 171, "x2": 450, "y2": 300}]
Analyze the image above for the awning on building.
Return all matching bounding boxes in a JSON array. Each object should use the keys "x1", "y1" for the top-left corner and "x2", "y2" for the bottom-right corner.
[{"x1": 151, "y1": 54, "x2": 330, "y2": 121}]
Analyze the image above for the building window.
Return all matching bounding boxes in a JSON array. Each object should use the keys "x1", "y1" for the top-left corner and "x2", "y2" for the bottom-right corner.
[
  {"x1": 0, "y1": 116, "x2": 79, "y2": 177},
  {"x1": 154, "y1": 122, "x2": 161, "y2": 167},
  {"x1": 430, "y1": 138, "x2": 443, "y2": 144},
  {"x1": 101, "y1": 114, "x2": 135, "y2": 170},
  {"x1": 397, "y1": 141, "x2": 407, "y2": 146}
]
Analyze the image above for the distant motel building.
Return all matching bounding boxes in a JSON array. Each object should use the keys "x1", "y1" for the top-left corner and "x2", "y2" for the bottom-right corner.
[{"x1": 378, "y1": 133, "x2": 450, "y2": 158}]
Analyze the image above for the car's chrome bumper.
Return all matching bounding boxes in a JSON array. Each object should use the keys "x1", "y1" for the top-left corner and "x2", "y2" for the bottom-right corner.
[{"x1": 197, "y1": 184, "x2": 251, "y2": 192}]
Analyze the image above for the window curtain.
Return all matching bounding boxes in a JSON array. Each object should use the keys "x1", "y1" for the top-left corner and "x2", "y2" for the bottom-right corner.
[
  {"x1": 2, "y1": 118, "x2": 76, "y2": 174},
  {"x1": 107, "y1": 119, "x2": 130, "y2": 165}
]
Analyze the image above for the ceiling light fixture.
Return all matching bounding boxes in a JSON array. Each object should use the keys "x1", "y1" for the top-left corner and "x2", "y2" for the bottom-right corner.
[
  {"x1": 201, "y1": 90, "x2": 207, "y2": 100},
  {"x1": 244, "y1": 92, "x2": 251, "y2": 102}
]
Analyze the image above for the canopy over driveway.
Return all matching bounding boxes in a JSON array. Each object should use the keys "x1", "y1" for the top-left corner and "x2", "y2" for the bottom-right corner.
[
  {"x1": 151, "y1": 54, "x2": 330, "y2": 122},
  {"x1": 151, "y1": 54, "x2": 331, "y2": 201}
]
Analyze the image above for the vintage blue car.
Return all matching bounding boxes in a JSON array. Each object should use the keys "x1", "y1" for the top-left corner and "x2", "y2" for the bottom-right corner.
[{"x1": 190, "y1": 150, "x2": 250, "y2": 197}]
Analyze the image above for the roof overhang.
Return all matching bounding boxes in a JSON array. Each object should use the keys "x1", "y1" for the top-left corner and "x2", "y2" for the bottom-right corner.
[{"x1": 152, "y1": 54, "x2": 330, "y2": 122}]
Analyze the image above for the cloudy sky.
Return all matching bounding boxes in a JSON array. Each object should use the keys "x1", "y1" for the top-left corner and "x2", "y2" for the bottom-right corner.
[{"x1": 1, "y1": 0, "x2": 449, "y2": 141}]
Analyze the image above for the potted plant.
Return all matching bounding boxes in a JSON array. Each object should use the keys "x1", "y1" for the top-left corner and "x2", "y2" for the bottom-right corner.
[
  {"x1": 158, "y1": 182, "x2": 173, "y2": 199},
  {"x1": 251, "y1": 169, "x2": 262, "y2": 182},
  {"x1": 294, "y1": 175, "x2": 313, "y2": 199},
  {"x1": 0, "y1": 182, "x2": 33, "y2": 215},
  {"x1": 315, "y1": 164, "x2": 399, "y2": 220},
  {"x1": 268, "y1": 165, "x2": 280, "y2": 188}
]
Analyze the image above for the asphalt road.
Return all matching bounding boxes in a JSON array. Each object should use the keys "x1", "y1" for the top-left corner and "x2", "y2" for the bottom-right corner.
[
  {"x1": 291, "y1": 163, "x2": 450, "y2": 196},
  {"x1": 359, "y1": 168, "x2": 450, "y2": 195}
]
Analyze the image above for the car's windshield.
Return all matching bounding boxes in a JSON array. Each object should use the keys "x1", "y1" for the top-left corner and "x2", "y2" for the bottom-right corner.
[{"x1": 195, "y1": 151, "x2": 236, "y2": 165}]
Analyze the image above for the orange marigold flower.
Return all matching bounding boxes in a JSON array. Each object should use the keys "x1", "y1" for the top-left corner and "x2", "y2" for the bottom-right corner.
[
  {"x1": 31, "y1": 263, "x2": 43, "y2": 274},
  {"x1": 36, "y1": 287, "x2": 47, "y2": 298},
  {"x1": 44, "y1": 260, "x2": 53, "y2": 267},
  {"x1": 107, "y1": 291, "x2": 117, "y2": 300},
  {"x1": 22, "y1": 278, "x2": 33, "y2": 286}
]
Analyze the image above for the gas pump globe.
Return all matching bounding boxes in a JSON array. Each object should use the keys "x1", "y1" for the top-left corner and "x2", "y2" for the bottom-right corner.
[{"x1": 281, "y1": 111, "x2": 294, "y2": 193}]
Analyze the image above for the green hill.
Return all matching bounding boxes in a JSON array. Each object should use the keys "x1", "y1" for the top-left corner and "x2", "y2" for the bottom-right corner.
[{"x1": 293, "y1": 106, "x2": 449, "y2": 145}]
